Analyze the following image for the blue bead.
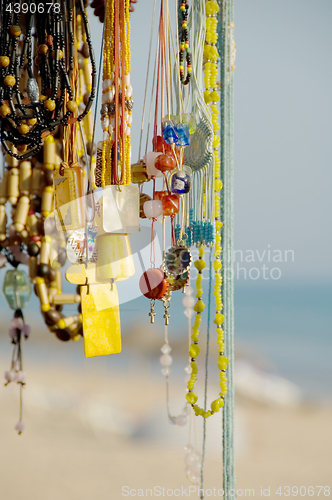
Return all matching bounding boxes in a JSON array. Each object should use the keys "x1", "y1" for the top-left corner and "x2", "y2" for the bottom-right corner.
[
  {"x1": 162, "y1": 120, "x2": 178, "y2": 145},
  {"x1": 175, "y1": 123, "x2": 190, "y2": 147},
  {"x1": 171, "y1": 170, "x2": 192, "y2": 194}
]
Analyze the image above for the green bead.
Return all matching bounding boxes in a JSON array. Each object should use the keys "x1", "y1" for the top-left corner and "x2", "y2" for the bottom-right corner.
[{"x1": 2, "y1": 269, "x2": 31, "y2": 310}]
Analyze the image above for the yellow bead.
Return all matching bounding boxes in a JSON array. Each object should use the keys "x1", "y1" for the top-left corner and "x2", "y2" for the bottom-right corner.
[
  {"x1": 10, "y1": 25, "x2": 21, "y2": 36},
  {"x1": 194, "y1": 300, "x2": 205, "y2": 313},
  {"x1": 18, "y1": 124, "x2": 29, "y2": 135},
  {"x1": 211, "y1": 399, "x2": 221, "y2": 413},
  {"x1": 57, "y1": 319, "x2": 66, "y2": 330},
  {"x1": 0, "y1": 56, "x2": 10, "y2": 67},
  {"x1": 214, "y1": 313, "x2": 225, "y2": 325},
  {"x1": 189, "y1": 344, "x2": 201, "y2": 359},
  {"x1": 213, "y1": 260, "x2": 222, "y2": 271},
  {"x1": 0, "y1": 104, "x2": 11, "y2": 117},
  {"x1": 67, "y1": 100, "x2": 78, "y2": 112},
  {"x1": 44, "y1": 99, "x2": 56, "y2": 111},
  {"x1": 27, "y1": 117, "x2": 37, "y2": 126},
  {"x1": 4, "y1": 75, "x2": 16, "y2": 87},
  {"x1": 186, "y1": 392, "x2": 198, "y2": 405},
  {"x1": 194, "y1": 259, "x2": 206, "y2": 271},
  {"x1": 218, "y1": 355, "x2": 229, "y2": 371},
  {"x1": 41, "y1": 304, "x2": 50, "y2": 312}
]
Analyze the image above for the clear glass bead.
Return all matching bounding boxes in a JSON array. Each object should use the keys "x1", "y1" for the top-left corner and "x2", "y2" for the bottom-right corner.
[
  {"x1": 161, "y1": 367, "x2": 170, "y2": 377},
  {"x1": 185, "y1": 286, "x2": 194, "y2": 295},
  {"x1": 175, "y1": 415, "x2": 187, "y2": 426},
  {"x1": 182, "y1": 295, "x2": 195, "y2": 308},
  {"x1": 160, "y1": 354, "x2": 173, "y2": 367},
  {"x1": 2, "y1": 270, "x2": 31, "y2": 310},
  {"x1": 161, "y1": 343, "x2": 172, "y2": 354},
  {"x1": 184, "y1": 308, "x2": 195, "y2": 318}
]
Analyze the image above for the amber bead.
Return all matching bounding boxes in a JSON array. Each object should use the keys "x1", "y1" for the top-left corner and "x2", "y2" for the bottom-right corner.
[
  {"x1": 27, "y1": 117, "x2": 37, "y2": 126},
  {"x1": 44, "y1": 99, "x2": 56, "y2": 111},
  {"x1": 16, "y1": 144, "x2": 27, "y2": 153},
  {"x1": 67, "y1": 100, "x2": 77, "y2": 112},
  {"x1": 154, "y1": 190, "x2": 168, "y2": 201},
  {"x1": 51, "y1": 49, "x2": 63, "y2": 59},
  {"x1": 4, "y1": 75, "x2": 16, "y2": 87},
  {"x1": 10, "y1": 25, "x2": 21, "y2": 36},
  {"x1": 86, "y1": 142, "x2": 96, "y2": 156},
  {"x1": 0, "y1": 105, "x2": 11, "y2": 117},
  {"x1": 83, "y1": 93, "x2": 90, "y2": 106},
  {"x1": 152, "y1": 135, "x2": 165, "y2": 153},
  {"x1": 18, "y1": 124, "x2": 29, "y2": 135},
  {"x1": 0, "y1": 56, "x2": 10, "y2": 67},
  {"x1": 81, "y1": 42, "x2": 90, "y2": 58},
  {"x1": 35, "y1": 56, "x2": 42, "y2": 66},
  {"x1": 139, "y1": 268, "x2": 169, "y2": 300},
  {"x1": 154, "y1": 154, "x2": 176, "y2": 172},
  {"x1": 162, "y1": 194, "x2": 180, "y2": 216},
  {"x1": 44, "y1": 169, "x2": 53, "y2": 186},
  {"x1": 39, "y1": 44, "x2": 49, "y2": 55}
]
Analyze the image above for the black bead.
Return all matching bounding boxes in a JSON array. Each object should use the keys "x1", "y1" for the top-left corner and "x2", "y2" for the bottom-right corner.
[
  {"x1": 28, "y1": 242, "x2": 40, "y2": 257},
  {"x1": 55, "y1": 328, "x2": 71, "y2": 342},
  {"x1": 37, "y1": 263, "x2": 51, "y2": 278}
]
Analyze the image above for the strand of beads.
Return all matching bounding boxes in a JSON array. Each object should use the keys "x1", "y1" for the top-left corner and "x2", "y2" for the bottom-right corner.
[
  {"x1": 185, "y1": 247, "x2": 229, "y2": 418},
  {"x1": 179, "y1": 1, "x2": 192, "y2": 85}
]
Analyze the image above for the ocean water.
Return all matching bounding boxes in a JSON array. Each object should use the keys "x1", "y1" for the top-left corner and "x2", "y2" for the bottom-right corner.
[{"x1": 0, "y1": 272, "x2": 331, "y2": 403}]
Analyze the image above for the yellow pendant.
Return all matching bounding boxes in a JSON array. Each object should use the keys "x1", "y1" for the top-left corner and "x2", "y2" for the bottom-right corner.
[{"x1": 96, "y1": 233, "x2": 135, "y2": 282}]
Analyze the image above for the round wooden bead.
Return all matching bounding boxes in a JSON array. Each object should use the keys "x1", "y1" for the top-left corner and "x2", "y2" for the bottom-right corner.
[
  {"x1": 38, "y1": 44, "x2": 49, "y2": 55},
  {"x1": 18, "y1": 124, "x2": 29, "y2": 135},
  {"x1": 67, "y1": 101, "x2": 77, "y2": 112},
  {"x1": 51, "y1": 49, "x2": 63, "y2": 59},
  {"x1": 27, "y1": 242, "x2": 40, "y2": 257},
  {"x1": 55, "y1": 329, "x2": 71, "y2": 342},
  {"x1": 0, "y1": 105, "x2": 11, "y2": 117},
  {"x1": 44, "y1": 99, "x2": 56, "y2": 111},
  {"x1": 37, "y1": 264, "x2": 51, "y2": 278},
  {"x1": 152, "y1": 135, "x2": 165, "y2": 153},
  {"x1": 10, "y1": 25, "x2": 21, "y2": 36},
  {"x1": 27, "y1": 118, "x2": 37, "y2": 126}
]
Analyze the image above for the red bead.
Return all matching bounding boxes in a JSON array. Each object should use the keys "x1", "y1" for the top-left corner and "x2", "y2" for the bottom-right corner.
[
  {"x1": 31, "y1": 235, "x2": 41, "y2": 242},
  {"x1": 162, "y1": 194, "x2": 180, "y2": 216},
  {"x1": 154, "y1": 154, "x2": 176, "y2": 172},
  {"x1": 152, "y1": 135, "x2": 165, "y2": 153},
  {"x1": 139, "y1": 268, "x2": 168, "y2": 300}
]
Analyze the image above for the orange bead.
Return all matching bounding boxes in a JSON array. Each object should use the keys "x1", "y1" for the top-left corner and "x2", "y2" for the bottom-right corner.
[
  {"x1": 154, "y1": 153, "x2": 176, "y2": 172},
  {"x1": 139, "y1": 268, "x2": 169, "y2": 300},
  {"x1": 162, "y1": 194, "x2": 180, "y2": 216},
  {"x1": 154, "y1": 190, "x2": 168, "y2": 201},
  {"x1": 4, "y1": 75, "x2": 16, "y2": 87},
  {"x1": 152, "y1": 135, "x2": 165, "y2": 153}
]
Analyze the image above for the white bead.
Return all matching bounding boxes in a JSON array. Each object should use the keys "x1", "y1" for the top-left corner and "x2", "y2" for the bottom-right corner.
[
  {"x1": 161, "y1": 343, "x2": 171, "y2": 354},
  {"x1": 184, "y1": 364, "x2": 192, "y2": 374},
  {"x1": 125, "y1": 74, "x2": 130, "y2": 86},
  {"x1": 184, "y1": 444, "x2": 193, "y2": 453},
  {"x1": 109, "y1": 125, "x2": 114, "y2": 136},
  {"x1": 161, "y1": 367, "x2": 170, "y2": 376},
  {"x1": 102, "y1": 117, "x2": 110, "y2": 130},
  {"x1": 13, "y1": 360, "x2": 20, "y2": 371},
  {"x1": 125, "y1": 126, "x2": 131, "y2": 136},
  {"x1": 15, "y1": 420, "x2": 25, "y2": 433},
  {"x1": 143, "y1": 152, "x2": 163, "y2": 178},
  {"x1": 102, "y1": 78, "x2": 112, "y2": 90},
  {"x1": 101, "y1": 92, "x2": 108, "y2": 104},
  {"x1": 111, "y1": 118, "x2": 115, "y2": 127},
  {"x1": 184, "y1": 308, "x2": 195, "y2": 318},
  {"x1": 175, "y1": 415, "x2": 187, "y2": 426},
  {"x1": 182, "y1": 295, "x2": 195, "y2": 308},
  {"x1": 103, "y1": 131, "x2": 108, "y2": 142},
  {"x1": 189, "y1": 474, "x2": 198, "y2": 483},
  {"x1": 191, "y1": 460, "x2": 202, "y2": 475},
  {"x1": 192, "y1": 451, "x2": 201, "y2": 461},
  {"x1": 184, "y1": 453, "x2": 195, "y2": 466},
  {"x1": 127, "y1": 114, "x2": 133, "y2": 125},
  {"x1": 185, "y1": 286, "x2": 194, "y2": 295},
  {"x1": 143, "y1": 200, "x2": 163, "y2": 219},
  {"x1": 185, "y1": 466, "x2": 191, "y2": 477},
  {"x1": 160, "y1": 354, "x2": 173, "y2": 367}
]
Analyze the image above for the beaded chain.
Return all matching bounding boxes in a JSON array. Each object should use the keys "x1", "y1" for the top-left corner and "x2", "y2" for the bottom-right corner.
[
  {"x1": 0, "y1": 0, "x2": 96, "y2": 160},
  {"x1": 179, "y1": 1, "x2": 192, "y2": 86},
  {"x1": 184, "y1": 0, "x2": 228, "y2": 419}
]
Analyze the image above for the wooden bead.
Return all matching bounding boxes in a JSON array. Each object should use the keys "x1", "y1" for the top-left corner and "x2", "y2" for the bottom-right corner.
[
  {"x1": 4, "y1": 75, "x2": 16, "y2": 87},
  {"x1": 81, "y1": 42, "x2": 90, "y2": 58},
  {"x1": 27, "y1": 241, "x2": 39, "y2": 256},
  {"x1": 0, "y1": 56, "x2": 10, "y2": 67},
  {"x1": 52, "y1": 294, "x2": 81, "y2": 305},
  {"x1": 31, "y1": 166, "x2": 44, "y2": 196},
  {"x1": 36, "y1": 279, "x2": 50, "y2": 307},
  {"x1": 29, "y1": 256, "x2": 38, "y2": 282},
  {"x1": 0, "y1": 205, "x2": 7, "y2": 241},
  {"x1": 0, "y1": 170, "x2": 8, "y2": 204},
  {"x1": 14, "y1": 195, "x2": 30, "y2": 232},
  {"x1": 40, "y1": 237, "x2": 52, "y2": 264},
  {"x1": 37, "y1": 263, "x2": 51, "y2": 278},
  {"x1": 19, "y1": 161, "x2": 32, "y2": 195},
  {"x1": 8, "y1": 168, "x2": 19, "y2": 204},
  {"x1": 27, "y1": 118, "x2": 37, "y2": 126},
  {"x1": 43, "y1": 135, "x2": 55, "y2": 164},
  {"x1": 55, "y1": 329, "x2": 71, "y2": 342},
  {"x1": 41, "y1": 186, "x2": 53, "y2": 215},
  {"x1": 51, "y1": 49, "x2": 63, "y2": 59},
  {"x1": 44, "y1": 308, "x2": 62, "y2": 326},
  {"x1": 16, "y1": 144, "x2": 27, "y2": 153}
]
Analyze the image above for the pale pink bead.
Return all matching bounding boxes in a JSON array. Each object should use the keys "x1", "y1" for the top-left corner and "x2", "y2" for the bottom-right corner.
[
  {"x1": 143, "y1": 152, "x2": 163, "y2": 178},
  {"x1": 10, "y1": 317, "x2": 23, "y2": 330},
  {"x1": 143, "y1": 200, "x2": 163, "y2": 219},
  {"x1": 9, "y1": 245, "x2": 20, "y2": 256},
  {"x1": 12, "y1": 360, "x2": 20, "y2": 371},
  {"x1": 4, "y1": 370, "x2": 15, "y2": 382},
  {"x1": 17, "y1": 252, "x2": 29, "y2": 265},
  {"x1": 22, "y1": 324, "x2": 31, "y2": 338},
  {"x1": 0, "y1": 254, "x2": 7, "y2": 268},
  {"x1": 8, "y1": 328, "x2": 18, "y2": 340},
  {"x1": 175, "y1": 415, "x2": 187, "y2": 426},
  {"x1": 15, "y1": 420, "x2": 25, "y2": 433},
  {"x1": 15, "y1": 370, "x2": 26, "y2": 383}
]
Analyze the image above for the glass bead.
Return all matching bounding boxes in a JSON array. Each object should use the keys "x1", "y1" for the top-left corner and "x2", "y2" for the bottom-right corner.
[
  {"x1": 139, "y1": 268, "x2": 168, "y2": 299},
  {"x1": 161, "y1": 367, "x2": 170, "y2": 377},
  {"x1": 2, "y1": 270, "x2": 31, "y2": 310},
  {"x1": 143, "y1": 152, "x2": 163, "y2": 178},
  {"x1": 160, "y1": 354, "x2": 173, "y2": 367},
  {"x1": 182, "y1": 295, "x2": 195, "y2": 308},
  {"x1": 184, "y1": 444, "x2": 193, "y2": 453},
  {"x1": 162, "y1": 194, "x2": 179, "y2": 216},
  {"x1": 170, "y1": 168, "x2": 192, "y2": 194},
  {"x1": 154, "y1": 154, "x2": 176, "y2": 173},
  {"x1": 175, "y1": 415, "x2": 187, "y2": 426},
  {"x1": 175, "y1": 123, "x2": 190, "y2": 146},
  {"x1": 184, "y1": 308, "x2": 194, "y2": 319},
  {"x1": 185, "y1": 285, "x2": 194, "y2": 295},
  {"x1": 139, "y1": 193, "x2": 152, "y2": 218},
  {"x1": 191, "y1": 461, "x2": 202, "y2": 475},
  {"x1": 184, "y1": 453, "x2": 195, "y2": 466},
  {"x1": 152, "y1": 135, "x2": 165, "y2": 153},
  {"x1": 162, "y1": 120, "x2": 178, "y2": 145},
  {"x1": 143, "y1": 200, "x2": 163, "y2": 219},
  {"x1": 27, "y1": 78, "x2": 39, "y2": 103},
  {"x1": 161, "y1": 343, "x2": 172, "y2": 354}
]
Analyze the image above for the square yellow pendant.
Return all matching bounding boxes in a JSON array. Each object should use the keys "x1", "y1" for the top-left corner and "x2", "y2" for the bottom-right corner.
[
  {"x1": 81, "y1": 283, "x2": 121, "y2": 358},
  {"x1": 96, "y1": 234, "x2": 135, "y2": 282},
  {"x1": 53, "y1": 165, "x2": 84, "y2": 231}
]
